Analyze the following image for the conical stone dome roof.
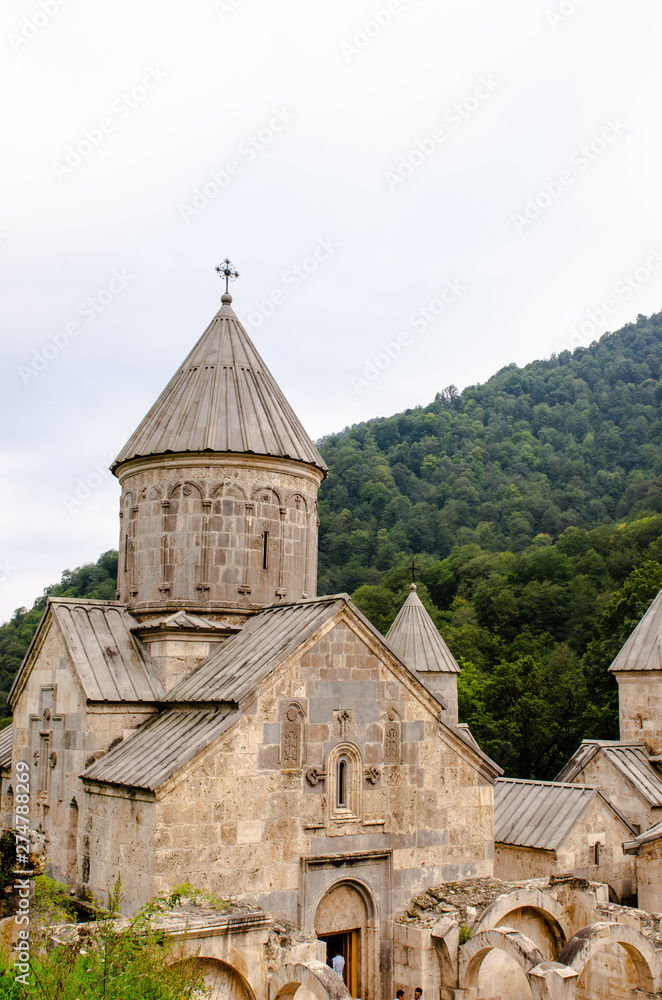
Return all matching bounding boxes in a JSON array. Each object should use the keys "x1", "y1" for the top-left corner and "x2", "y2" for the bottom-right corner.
[
  {"x1": 386, "y1": 584, "x2": 460, "y2": 674},
  {"x1": 113, "y1": 293, "x2": 327, "y2": 473},
  {"x1": 610, "y1": 587, "x2": 662, "y2": 672}
]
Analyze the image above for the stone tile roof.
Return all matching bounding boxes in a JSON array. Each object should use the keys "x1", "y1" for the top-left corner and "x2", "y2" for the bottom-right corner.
[
  {"x1": 385, "y1": 584, "x2": 460, "y2": 674},
  {"x1": 555, "y1": 740, "x2": 662, "y2": 808},
  {"x1": 81, "y1": 708, "x2": 237, "y2": 791},
  {"x1": 112, "y1": 294, "x2": 327, "y2": 473},
  {"x1": 133, "y1": 611, "x2": 235, "y2": 632},
  {"x1": 610, "y1": 587, "x2": 662, "y2": 671},
  {"x1": 0, "y1": 725, "x2": 12, "y2": 770},
  {"x1": 495, "y1": 777, "x2": 633, "y2": 850},
  {"x1": 48, "y1": 599, "x2": 164, "y2": 703},
  {"x1": 165, "y1": 596, "x2": 347, "y2": 703},
  {"x1": 623, "y1": 819, "x2": 662, "y2": 851}
]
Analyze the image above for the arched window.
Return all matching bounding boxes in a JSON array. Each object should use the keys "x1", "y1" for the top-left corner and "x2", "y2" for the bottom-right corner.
[
  {"x1": 328, "y1": 743, "x2": 362, "y2": 823},
  {"x1": 337, "y1": 758, "x2": 348, "y2": 808}
]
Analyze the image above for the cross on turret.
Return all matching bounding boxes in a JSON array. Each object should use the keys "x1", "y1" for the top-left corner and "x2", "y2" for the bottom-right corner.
[{"x1": 216, "y1": 258, "x2": 240, "y2": 293}]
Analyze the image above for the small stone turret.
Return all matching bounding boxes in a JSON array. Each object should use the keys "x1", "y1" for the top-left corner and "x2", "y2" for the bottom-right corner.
[
  {"x1": 610, "y1": 586, "x2": 662, "y2": 751},
  {"x1": 112, "y1": 291, "x2": 327, "y2": 617},
  {"x1": 385, "y1": 583, "x2": 461, "y2": 723}
]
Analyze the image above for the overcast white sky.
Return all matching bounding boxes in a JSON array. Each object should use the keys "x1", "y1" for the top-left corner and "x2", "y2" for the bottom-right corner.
[{"x1": 2, "y1": 0, "x2": 662, "y2": 623}]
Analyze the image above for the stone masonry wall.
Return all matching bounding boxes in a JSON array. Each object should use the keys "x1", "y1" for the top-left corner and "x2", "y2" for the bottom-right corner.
[
  {"x1": 149, "y1": 613, "x2": 494, "y2": 927},
  {"x1": 116, "y1": 455, "x2": 322, "y2": 612},
  {"x1": 565, "y1": 752, "x2": 662, "y2": 835},
  {"x1": 12, "y1": 616, "x2": 157, "y2": 894},
  {"x1": 617, "y1": 671, "x2": 662, "y2": 753}
]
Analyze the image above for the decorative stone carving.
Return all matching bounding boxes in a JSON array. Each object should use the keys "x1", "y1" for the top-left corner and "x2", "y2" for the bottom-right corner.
[
  {"x1": 281, "y1": 703, "x2": 304, "y2": 768},
  {"x1": 364, "y1": 765, "x2": 380, "y2": 784},
  {"x1": 49, "y1": 751, "x2": 58, "y2": 768},
  {"x1": 306, "y1": 767, "x2": 327, "y2": 786},
  {"x1": 384, "y1": 710, "x2": 401, "y2": 765},
  {"x1": 334, "y1": 708, "x2": 354, "y2": 738}
]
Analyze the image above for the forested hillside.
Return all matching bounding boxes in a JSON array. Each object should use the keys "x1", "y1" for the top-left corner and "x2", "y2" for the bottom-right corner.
[
  {"x1": 315, "y1": 311, "x2": 662, "y2": 776},
  {"x1": 318, "y1": 311, "x2": 662, "y2": 594},
  {"x1": 2, "y1": 312, "x2": 662, "y2": 776}
]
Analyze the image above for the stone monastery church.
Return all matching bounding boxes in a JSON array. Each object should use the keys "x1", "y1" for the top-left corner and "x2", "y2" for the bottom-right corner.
[{"x1": 9, "y1": 275, "x2": 662, "y2": 1000}]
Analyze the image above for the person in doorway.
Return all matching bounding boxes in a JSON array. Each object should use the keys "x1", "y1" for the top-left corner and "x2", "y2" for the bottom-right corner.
[
  {"x1": 392, "y1": 990, "x2": 405, "y2": 1000},
  {"x1": 410, "y1": 988, "x2": 422, "y2": 1000},
  {"x1": 331, "y1": 950, "x2": 346, "y2": 981}
]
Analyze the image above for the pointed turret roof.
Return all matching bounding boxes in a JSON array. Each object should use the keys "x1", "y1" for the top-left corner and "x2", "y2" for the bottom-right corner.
[
  {"x1": 112, "y1": 293, "x2": 327, "y2": 474},
  {"x1": 385, "y1": 584, "x2": 460, "y2": 674},
  {"x1": 610, "y1": 587, "x2": 662, "y2": 672}
]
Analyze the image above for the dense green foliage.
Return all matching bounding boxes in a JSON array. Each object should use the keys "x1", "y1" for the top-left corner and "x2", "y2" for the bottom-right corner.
[
  {"x1": 0, "y1": 551, "x2": 118, "y2": 699},
  {"x1": 316, "y1": 313, "x2": 662, "y2": 777},
  {"x1": 318, "y1": 312, "x2": 662, "y2": 594},
  {"x1": 0, "y1": 879, "x2": 213, "y2": 999}
]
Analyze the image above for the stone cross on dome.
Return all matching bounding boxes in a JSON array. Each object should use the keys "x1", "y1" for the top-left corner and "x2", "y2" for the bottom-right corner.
[{"x1": 216, "y1": 258, "x2": 240, "y2": 294}]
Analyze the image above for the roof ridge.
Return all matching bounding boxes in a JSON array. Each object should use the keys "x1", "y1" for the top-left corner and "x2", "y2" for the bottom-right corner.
[{"x1": 497, "y1": 777, "x2": 597, "y2": 790}]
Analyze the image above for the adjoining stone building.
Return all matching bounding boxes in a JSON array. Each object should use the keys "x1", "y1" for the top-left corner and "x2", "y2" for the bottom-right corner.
[{"x1": 493, "y1": 777, "x2": 636, "y2": 901}]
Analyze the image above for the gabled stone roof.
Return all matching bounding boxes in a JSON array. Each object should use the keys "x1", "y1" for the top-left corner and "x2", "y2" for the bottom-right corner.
[
  {"x1": 81, "y1": 708, "x2": 237, "y2": 791},
  {"x1": 10, "y1": 599, "x2": 164, "y2": 706},
  {"x1": 495, "y1": 777, "x2": 634, "y2": 851},
  {"x1": 555, "y1": 740, "x2": 662, "y2": 807},
  {"x1": 165, "y1": 596, "x2": 347, "y2": 704},
  {"x1": 112, "y1": 293, "x2": 327, "y2": 473},
  {"x1": 0, "y1": 725, "x2": 12, "y2": 771},
  {"x1": 385, "y1": 584, "x2": 460, "y2": 674},
  {"x1": 610, "y1": 587, "x2": 662, "y2": 672}
]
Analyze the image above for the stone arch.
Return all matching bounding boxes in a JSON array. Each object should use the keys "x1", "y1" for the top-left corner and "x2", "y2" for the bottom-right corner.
[
  {"x1": 459, "y1": 926, "x2": 545, "y2": 991},
  {"x1": 182, "y1": 480, "x2": 204, "y2": 499},
  {"x1": 430, "y1": 917, "x2": 459, "y2": 987},
  {"x1": 314, "y1": 883, "x2": 374, "y2": 1000},
  {"x1": 558, "y1": 921, "x2": 661, "y2": 994},
  {"x1": 287, "y1": 492, "x2": 308, "y2": 513},
  {"x1": 315, "y1": 878, "x2": 375, "y2": 935},
  {"x1": 253, "y1": 486, "x2": 282, "y2": 504},
  {"x1": 177, "y1": 957, "x2": 256, "y2": 1000},
  {"x1": 327, "y1": 742, "x2": 363, "y2": 821},
  {"x1": 473, "y1": 888, "x2": 570, "y2": 959},
  {"x1": 269, "y1": 961, "x2": 352, "y2": 1000}
]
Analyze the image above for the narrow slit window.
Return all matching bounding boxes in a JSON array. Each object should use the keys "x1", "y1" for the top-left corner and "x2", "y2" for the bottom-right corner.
[
  {"x1": 262, "y1": 531, "x2": 269, "y2": 570},
  {"x1": 337, "y1": 758, "x2": 347, "y2": 807},
  {"x1": 594, "y1": 842, "x2": 600, "y2": 865}
]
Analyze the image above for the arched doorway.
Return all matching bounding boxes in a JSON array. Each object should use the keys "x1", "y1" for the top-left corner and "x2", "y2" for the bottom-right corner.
[
  {"x1": 315, "y1": 881, "x2": 371, "y2": 998},
  {"x1": 181, "y1": 957, "x2": 254, "y2": 1000}
]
